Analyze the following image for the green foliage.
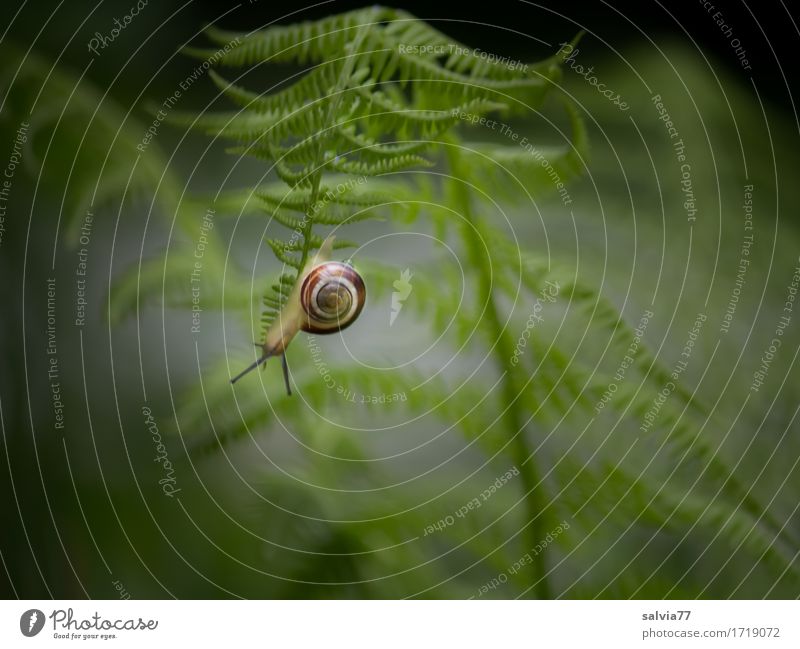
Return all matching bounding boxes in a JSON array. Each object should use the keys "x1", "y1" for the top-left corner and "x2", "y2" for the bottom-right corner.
[
  {"x1": 0, "y1": 43, "x2": 179, "y2": 244},
  {"x1": 110, "y1": 8, "x2": 799, "y2": 597},
  {"x1": 165, "y1": 5, "x2": 571, "y2": 335}
]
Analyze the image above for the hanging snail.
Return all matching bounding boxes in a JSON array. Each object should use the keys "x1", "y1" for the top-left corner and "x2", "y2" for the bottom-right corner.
[{"x1": 230, "y1": 235, "x2": 366, "y2": 395}]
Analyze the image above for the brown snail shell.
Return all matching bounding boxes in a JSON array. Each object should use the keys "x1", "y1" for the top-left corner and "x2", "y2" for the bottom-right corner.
[{"x1": 300, "y1": 261, "x2": 366, "y2": 334}]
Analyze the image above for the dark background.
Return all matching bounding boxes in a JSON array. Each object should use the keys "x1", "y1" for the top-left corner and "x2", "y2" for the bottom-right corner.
[{"x1": 7, "y1": 0, "x2": 798, "y2": 111}]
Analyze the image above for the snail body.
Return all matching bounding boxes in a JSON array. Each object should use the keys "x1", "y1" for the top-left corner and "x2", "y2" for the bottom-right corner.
[{"x1": 230, "y1": 235, "x2": 366, "y2": 393}]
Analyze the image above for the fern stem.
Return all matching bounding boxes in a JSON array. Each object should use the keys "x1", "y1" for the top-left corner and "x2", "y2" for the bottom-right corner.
[
  {"x1": 298, "y1": 16, "x2": 373, "y2": 270},
  {"x1": 445, "y1": 145, "x2": 553, "y2": 599}
]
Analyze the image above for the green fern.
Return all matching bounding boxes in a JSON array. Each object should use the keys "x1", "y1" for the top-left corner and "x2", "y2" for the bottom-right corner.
[
  {"x1": 0, "y1": 43, "x2": 179, "y2": 243},
  {"x1": 109, "y1": 7, "x2": 798, "y2": 598},
  {"x1": 170, "y1": 5, "x2": 570, "y2": 336}
]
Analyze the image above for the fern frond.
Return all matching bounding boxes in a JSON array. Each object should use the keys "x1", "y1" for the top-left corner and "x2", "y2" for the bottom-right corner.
[
  {"x1": 0, "y1": 43, "x2": 179, "y2": 243},
  {"x1": 557, "y1": 459, "x2": 800, "y2": 586},
  {"x1": 200, "y1": 8, "x2": 382, "y2": 67},
  {"x1": 361, "y1": 260, "x2": 479, "y2": 350},
  {"x1": 265, "y1": 238, "x2": 303, "y2": 269},
  {"x1": 271, "y1": 234, "x2": 357, "y2": 252},
  {"x1": 177, "y1": 6, "x2": 573, "y2": 327},
  {"x1": 179, "y1": 7, "x2": 577, "y2": 398},
  {"x1": 208, "y1": 63, "x2": 368, "y2": 116},
  {"x1": 205, "y1": 182, "x2": 403, "y2": 230},
  {"x1": 328, "y1": 151, "x2": 434, "y2": 176},
  {"x1": 202, "y1": 8, "x2": 558, "y2": 98},
  {"x1": 164, "y1": 106, "x2": 281, "y2": 140},
  {"x1": 352, "y1": 90, "x2": 506, "y2": 138},
  {"x1": 456, "y1": 98, "x2": 588, "y2": 202},
  {"x1": 255, "y1": 178, "x2": 407, "y2": 212},
  {"x1": 107, "y1": 242, "x2": 254, "y2": 325}
]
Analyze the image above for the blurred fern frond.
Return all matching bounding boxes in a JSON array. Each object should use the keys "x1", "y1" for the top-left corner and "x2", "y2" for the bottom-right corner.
[
  {"x1": 0, "y1": 43, "x2": 179, "y2": 244},
  {"x1": 109, "y1": 8, "x2": 799, "y2": 598}
]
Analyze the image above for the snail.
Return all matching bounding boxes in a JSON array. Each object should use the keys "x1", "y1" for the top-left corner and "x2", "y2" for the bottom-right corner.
[{"x1": 230, "y1": 235, "x2": 366, "y2": 394}]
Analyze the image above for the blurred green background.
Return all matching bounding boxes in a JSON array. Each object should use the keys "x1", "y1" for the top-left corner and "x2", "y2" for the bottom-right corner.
[{"x1": 1, "y1": 0, "x2": 799, "y2": 599}]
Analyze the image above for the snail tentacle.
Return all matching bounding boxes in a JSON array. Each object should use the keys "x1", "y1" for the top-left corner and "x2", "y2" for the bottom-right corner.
[
  {"x1": 281, "y1": 354, "x2": 292, "y2": 396},
  {"x1": 230, "y1": 353, "x2": 271, "y2": 384}
]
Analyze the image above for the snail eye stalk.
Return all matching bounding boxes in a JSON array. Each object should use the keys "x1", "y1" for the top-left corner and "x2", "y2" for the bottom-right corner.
[
  {"x1": 230, "y1": 353, "x2": 270, "y2": 384},
  {"x1": 281, "y1": 354, "x2": 292, "y2": 396}
]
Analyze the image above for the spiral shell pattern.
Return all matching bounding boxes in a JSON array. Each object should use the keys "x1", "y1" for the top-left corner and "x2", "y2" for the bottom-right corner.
[{"x1": 300, "y1": 261, "x2": 366, "y2": 333}]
